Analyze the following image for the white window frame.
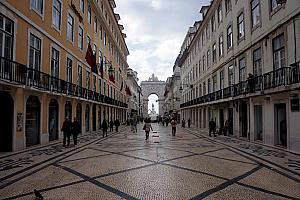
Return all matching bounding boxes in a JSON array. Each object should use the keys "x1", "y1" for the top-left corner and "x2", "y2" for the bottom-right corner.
[
  {"x1": 52, "y1": 0, "x2": 62, "y2": 31},
  {"x1": 30, "y1": 0, "x2": 45, "y2": 19}
]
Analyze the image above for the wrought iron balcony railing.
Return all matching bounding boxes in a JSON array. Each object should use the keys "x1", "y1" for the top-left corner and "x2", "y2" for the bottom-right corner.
[
  {"x1": 0, "y1": 56, "x2": 128, "y2": 108},
  {"x1": 180, "y1": 62, "x2": 300, "y2": 108}
]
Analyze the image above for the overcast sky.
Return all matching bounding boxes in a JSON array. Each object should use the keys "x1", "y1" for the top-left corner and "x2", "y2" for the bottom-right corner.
[{"x1": 115, "y1": 0, "x2": 211, "y2": 83}]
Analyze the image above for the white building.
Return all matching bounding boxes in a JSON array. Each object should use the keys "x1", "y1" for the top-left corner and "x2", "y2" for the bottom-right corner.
[
  {"x1": 126, "y1": 68, "x2": 142, "y2": 120},
  {"x1": 179, "y1": 0, "x2": 300, "y2": 153}
]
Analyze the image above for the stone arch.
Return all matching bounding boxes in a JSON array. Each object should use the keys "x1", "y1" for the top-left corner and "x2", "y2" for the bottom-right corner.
[{"x1": 140, "y1": 75, "x2": 166, "y2": 117}]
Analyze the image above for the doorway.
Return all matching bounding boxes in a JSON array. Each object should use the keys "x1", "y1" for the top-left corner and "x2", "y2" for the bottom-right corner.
[
  {"x1": 76, "y1": 103, "x2": 82, "y2": 133},
  {"x1": 219, "y1": 109, "x2": 224, "y2": 129},
  {"x1": 254, "y1": 105, "x2": 263, "y2": 141},
  {"x1": 239, "y1": 101, "x2": 248, "y2": 137},
  {"x1": 85, "y1": 104, "x2": 90, "y2": 132},
  {"x1": 0, "y1": 91, "x2": 13, "y2": 152},
  {"x1": 228, "y1": 108, "x2": 233, "y2": 135},
  {"x1": 92, "y1": 104, "x2": 96, "y2": 131},
  {"x1": 25, "y1": 95, "x2": 40, "y2": 147},
  {"x1": 49, "y1": 99, "x2": 58, "y2": 141},
  {"x1": 275, "y1": 103, "x2": 287, "y2": 147},
  {"x1": 65, "y1": 101, "x2": 72, "y2": 120}
]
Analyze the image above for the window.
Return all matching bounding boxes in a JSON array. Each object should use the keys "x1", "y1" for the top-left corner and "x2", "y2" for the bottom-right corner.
[
  {"x1": 208, "y1": 78, "x2": 211, "y2": 93},
  {"x1": 212, "y1": 43, "x2": 217, "y2": 63},
  {"x1": 219, "y1": 35, "x2": 224, "y2": 57},
  {"x1": 29, "y1": 33, "x2": 41, "y2": 71},
  {"x1": 251, "y1": 0, "x2": 260, "y2": 27},
  {"x1": 207, "y1": 50, "x2": 211, "y2": 68},
  {"x1": 88, "y1": 5, "x2": 91, "y2": 24},
  {"x1": 93, "y1": 74, "x2": 96, "y2": 91},
  {"x1": 237, "y1": 13, "x2": 245, "y2": 40},
  {"x1": 31, "y1": 0, "x2": 43, "y2": 15},
  {"x1": 78, "y1": 26, "x2": 83, "y2": 50},
  {"x1": 239, "y1": 58, "x2": 246, "y2": 82},
  {"x1": 66, "y1": 58, "x2": 72, "y2": 82},
  {"x1": 98, "y1": 79, "x2": 101, "y2": 94},
  {"x1": 253, "y1": 48, "x2": 262, "y2": 76},
  {"x1": 80, "y1": 0, "x2": 84, "y2": 13},
  {"x1": 0, "y1": 15, "x2": 14, "y2": 59},
  {"x1": 103, "y1": 81, "x2": 106, "y2": 96},
  {"x1": 94, "y1": 17, "x2": 97, "y2": 33},
  {"x1": 98, "y1": 50, "x2": 102, "y2": 63},
  {"x1": 225, "y1": 0, "x2": 232, "y2": 13},
  {"x1": 203, "y1": 55, "x2": 206, "y2": 71},
  {"x1": 104, "y1": 32, "x2": 107, "y2": 45},
  {"x1": 220, "y1": 70, "x2": 224, "y2": 89},
  {"x1": 218, "y1": 4, "x2": 223, "y2": 23},
  {"x1": 86, "y1": 35, "x2": 91, "y2": 45},
  {"x1": 51, "y1": 48, "x2": 59, "y2": 77},
  {"x1": 86, "y1": 70, "x2": 90, "y2": 89},
  {"x1": 227, "y1": 25, "x2": 232, "y2": 49},
  {"x1": 206, "y1": 26, "x2": 210, "y2": 39},
  {"x1": 228, "y1": 65, "x2": 234, "y2": 86},
  {"x1": 203, "y1": 82, "x2": 206, "y2": 95},
  {"x1": 78, "y1": 65, "x2": 82, "y2": 86},
  {"x1": 100, "y1": 25, "x2": 102, "y2": 40},
  {"x1": 271, "y1": 0, "x2": 279, "y2": 11},
  {"x1": 213, "y1": 75, "x2": 217, "y2": 92},
  {"x1": 67, "y1": 14, "x2": 74, "y2": 42},
  {"x1": 52, "y1": 0, "x2": 61, "y2": 29},
  {"x1": 93, "y1": 44, "x2": 97, "y2": 55},
  {"x1": 273, "y1": 34, "x2": 285, "y2": 69},
  {"x1": 211, "y1": 15, "x2": 216, "y2": 32}
]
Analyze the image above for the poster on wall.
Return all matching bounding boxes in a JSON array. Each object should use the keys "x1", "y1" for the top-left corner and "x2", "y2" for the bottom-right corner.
[{"x1": 17, "y1": 113, "x2": 23, "y2": 131}]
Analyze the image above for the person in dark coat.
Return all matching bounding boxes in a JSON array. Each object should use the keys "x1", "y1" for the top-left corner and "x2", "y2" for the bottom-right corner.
[
  {"x1": 182, "y1": 118, "x2": 185, "y2": 128},
  {"x1": 102, "y1": 119, "x2": 108, "y2": 137},
  {"x1": 115, "y1": 119, "x2": 120, "y2": 132},
  {"x1": 187, "y1": 118, "x2": 191, "y2": 128},
  {"x1": 109, "y1": 120, "x2": 114, "y2": 132},
  {"x1": 72, "y1": 117, "x2": 81, "y2": 145},
  {"x1": 61, "y1": 118, "x2": 72, "y2": 147},
  {"x1": 209, "y1": 119, "x2": 216, "y2": 137}
]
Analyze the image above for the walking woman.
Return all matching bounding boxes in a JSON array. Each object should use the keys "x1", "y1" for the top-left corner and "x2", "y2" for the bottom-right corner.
[{"x1": 143, "y1": 118, "x2": 153, "y2": 140}]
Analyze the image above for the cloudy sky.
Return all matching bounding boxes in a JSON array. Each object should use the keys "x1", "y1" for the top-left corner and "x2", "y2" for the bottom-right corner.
[{"x1": 115, "y1": 0, "x2": 211, "y2": 83}]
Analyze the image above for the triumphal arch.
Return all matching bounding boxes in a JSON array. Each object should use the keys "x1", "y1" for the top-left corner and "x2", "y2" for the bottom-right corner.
[{"x1": 140, "y1": 74, "x2": 166, "y2": 117}]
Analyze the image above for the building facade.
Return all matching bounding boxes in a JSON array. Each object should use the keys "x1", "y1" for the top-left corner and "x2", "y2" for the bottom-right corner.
[
  {"x1": 126, "y1": 68, "x2": 142, "y2": 120},
  {"x1": 179, "y1": 0, "x2": 300, "y2": 153},
  {"x1": 0, "y1": 0, "x2": 129, "y2": 151}
]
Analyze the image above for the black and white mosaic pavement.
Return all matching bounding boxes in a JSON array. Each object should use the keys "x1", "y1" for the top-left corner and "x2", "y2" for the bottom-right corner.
[{"x1": 0, "y1": 124, "x2": 299, "y2": 200}]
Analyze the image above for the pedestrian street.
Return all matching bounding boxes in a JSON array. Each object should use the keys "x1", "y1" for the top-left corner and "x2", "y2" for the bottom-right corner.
[{"x1": 0, "y1": 123, "x2": 300, "y2": 200}]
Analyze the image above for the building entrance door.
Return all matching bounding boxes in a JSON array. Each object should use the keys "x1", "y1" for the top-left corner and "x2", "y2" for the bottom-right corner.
[
  {"x1": 254, "y1": 105, "x2": 263, "y2": 141},
  {"x1": 228, "y1": 108, "x2": 233, "y2": 135},
  {"x1": 25, "y1": 96, "x2": 40, "y2": 147},
  {"x1": 92, "y1": 104, "x2": 96, "y2": 131},
  {"x1": 219, "y1": 109, "x2": 224, "y2": 129},
  {"x1": 0, "y1": 91, "x2": 13, "y2": 152},
  {"x1": 275, "y1": 103, "x2": 287, "y2": 147},
  {"x1": 49, "y1": 99, "x2": 58, "y2": 141},
  {"x1": 240, "y1": 101, "x2": 248, "y2": 137},
  {"x1": 85, "y1": 105, "x2": 90, "y2": 132},
  {"x1": 76, "y1": 103, "x2": 82, "y2": 133}
]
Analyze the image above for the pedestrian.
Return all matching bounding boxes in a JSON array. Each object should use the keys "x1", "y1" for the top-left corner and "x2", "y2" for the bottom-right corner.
[
  {"x1": 188, "y1": 118, "x2": 191, "y2": 128},
  {"x1": 102, "y1": 119, "x2": 108, "y2": 137},
  {"x1": 182, "y1": 118, "x2": 185, "y2": 128},
  {"x1": 72, "y1": 117, "x2": 81, "y2": 145},
  {"x1": 162, "y1": 118, "x2": 165, "y2": 126},
  {"x1": 61, "y1": 117, "x2": 72, "y2": 147},
  {"x1": 109, "y1": 119, "x2": 114, "y2": 132},
  {"x1": 165, "y1": 118, "x2": 169, "y2": 126},
  {"x1": 143, "y1": 118, "x2": 153, "y2": 140},
  {"x1": 115, "y1": 119, "x2": 120, "y2": 132},
  {"x1": 209, "y1": 119, "x2": 216, "y2": 137},
  {"x1": 133, "y1": 119, "x2": 137, "y2": 133},
  {"x1": 224, "y1": 120, "x2": 229, "y2": 136},
  {"x1": 171, "y1": 118, "x2": 177, "y2": 136}
]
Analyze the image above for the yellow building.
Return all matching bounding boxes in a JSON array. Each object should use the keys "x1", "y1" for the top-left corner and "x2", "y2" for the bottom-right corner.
[{"x1": 0, "y1": 0, "x2": 129, "y2": 151}]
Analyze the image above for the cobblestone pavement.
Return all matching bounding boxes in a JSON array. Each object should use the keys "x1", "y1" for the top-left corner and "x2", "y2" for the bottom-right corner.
[{"x1": 0, "y1": 124, "x2": 299, "y2": 200}]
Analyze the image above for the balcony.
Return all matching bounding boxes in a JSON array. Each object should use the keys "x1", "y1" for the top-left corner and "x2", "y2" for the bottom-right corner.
[
  {"x1": 180, "y1": 63, "x2": 300, "y2": 108},
  {"x1": 0, "y1": 57, "x2": 127, "y2": 108}
]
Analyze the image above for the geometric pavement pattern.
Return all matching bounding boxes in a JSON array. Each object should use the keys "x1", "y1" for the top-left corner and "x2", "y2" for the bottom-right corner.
[{"x1": 0, "y1": 124, "x2": 300, "y2": 200}]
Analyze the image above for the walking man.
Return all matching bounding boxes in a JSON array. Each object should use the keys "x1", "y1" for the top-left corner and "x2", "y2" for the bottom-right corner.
[
  {"x1": 61, "y1": 117, "x2": 72, "y2": 147},
  {"x1": 109, "y1": 119, "x2": 114, "y2": 132},
  {"x1": 72, "y1": 117, "x2": 81, "y2": 145},
  {"x1": 115, "y1": 119, "x2": 120, "y2": 132},
  {"x1": 188, "y1": 118, "x2": 191, "y2": 128},
  {"x1": 143, "y1": 118, "x2": 153, "y2": 140},
  {"x1": 171, "y1": 118, "x2": 177, "y2": 136},
  {"x1": 102, "y1": 119, "x2": 108, "y2": 137},
  {"x1": 209, "y1": 119, "x2": 216, "y2": 137}
]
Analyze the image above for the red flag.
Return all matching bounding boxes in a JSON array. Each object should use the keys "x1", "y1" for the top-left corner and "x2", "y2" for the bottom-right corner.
[{"x1": 85, "y1": 43, "x2": 94, "y2": 68}]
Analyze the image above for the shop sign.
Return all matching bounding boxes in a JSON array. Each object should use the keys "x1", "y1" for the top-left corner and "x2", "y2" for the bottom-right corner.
[{"x1": 291, "y1": 98, "x2": 300, "y2": 112}]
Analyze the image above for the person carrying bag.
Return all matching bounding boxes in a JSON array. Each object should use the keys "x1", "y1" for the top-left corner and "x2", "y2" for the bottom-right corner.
[{"x1": 143, "y1": 118, "x2": 153, "y2": 140}]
